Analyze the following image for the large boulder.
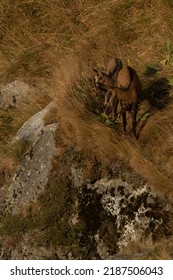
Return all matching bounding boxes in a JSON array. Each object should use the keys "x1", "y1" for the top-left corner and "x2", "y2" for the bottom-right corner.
[{"x1": 1, "y1": 97, "x2": 58, "y2": 215}]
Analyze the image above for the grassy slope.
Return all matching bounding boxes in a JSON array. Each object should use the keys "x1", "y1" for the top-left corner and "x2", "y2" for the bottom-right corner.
[{"x1": 1, "y1": 0, "x2": 173, "y2": 258}]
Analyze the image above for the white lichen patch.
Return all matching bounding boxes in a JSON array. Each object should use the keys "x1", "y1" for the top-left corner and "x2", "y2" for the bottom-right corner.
[{"x1": 88, "y1": 177, "x2": 169, "y2": 252}]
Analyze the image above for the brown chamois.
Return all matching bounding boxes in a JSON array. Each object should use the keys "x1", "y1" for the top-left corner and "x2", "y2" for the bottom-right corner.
[
  {"x1": 93, "y1": 60, "x2": 127, "y2": 120},
  {"x1": 104, "y1": 66, "x2": 142, "y2": 137},
  {"x1": 93, "y1": 57, "x2": 123, "y2": 112}
]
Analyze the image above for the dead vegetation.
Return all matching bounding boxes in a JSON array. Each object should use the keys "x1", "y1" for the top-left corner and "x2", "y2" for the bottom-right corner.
[{"x1": 0, "y1": 0, "x2": 173, "y2": 259}]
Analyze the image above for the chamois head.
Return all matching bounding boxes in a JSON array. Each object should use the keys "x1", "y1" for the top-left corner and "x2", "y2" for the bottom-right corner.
[
  {"x1": 93, "y1": 57, "x2": 123, "y2": 90},
  {"x1": 93, "y1": 68, "x2": 114, "y2": 90}
]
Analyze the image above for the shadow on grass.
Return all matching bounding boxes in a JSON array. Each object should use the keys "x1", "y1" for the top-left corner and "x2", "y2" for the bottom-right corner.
[
  {"x1": 141, "y1": 77, "x2": 172, "y2": 110},
  {"x1": 136, "y1": 77, "x2": 172, "y2": 139}
]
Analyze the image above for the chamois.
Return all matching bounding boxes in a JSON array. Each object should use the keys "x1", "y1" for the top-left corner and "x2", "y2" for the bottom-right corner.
[
  {"x1": 93, "y1": 60, "x2": 141, "y2": 137},
  {"x1": 93, "y1": 57, "x2": 123, "y2": 118},
  {"x1": 102, "y1": 66, "x2": 141, "y2": 137}
]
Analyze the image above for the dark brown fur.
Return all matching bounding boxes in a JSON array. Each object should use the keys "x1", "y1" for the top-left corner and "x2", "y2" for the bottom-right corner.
[
  {"x1": 93, "y1": 63, "x2": 141, "y2": 137},
  {"x1": 93, "y1": 57, "x2": 123, "y2": 110},
  {"x1": 104, "y1": 66, "x2": 142, "y2": 137}
]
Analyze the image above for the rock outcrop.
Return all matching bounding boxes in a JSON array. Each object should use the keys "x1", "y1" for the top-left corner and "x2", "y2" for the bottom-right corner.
[{"x1": 0, "y1": 81, "x2": 172, "y2": 260}]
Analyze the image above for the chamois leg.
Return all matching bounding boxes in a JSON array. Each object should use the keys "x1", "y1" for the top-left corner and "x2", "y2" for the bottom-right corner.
[
  {"x1": 112, "y1": 98, "x2": 119, "y2": 122},
  {"x1": 131, "y1": 105, "x2": 138, "y2": 138},
  {"x1": 104, "y1": 91, "x2": 111, "y2": 108},
  {"x1": 104, "y1": 91, "x2": 114, "y2": 118},
  {"x1": 122, "y1": 110, "x2": 127, "y2": 135},
  {"x1": 104, "y1": 91, "x2": 118, "y2": 121}
]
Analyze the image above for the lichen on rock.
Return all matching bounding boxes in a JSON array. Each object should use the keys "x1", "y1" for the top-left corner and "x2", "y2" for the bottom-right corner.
[{"x1": 2, "y1": 123, "x2": 58, "y2": 215}]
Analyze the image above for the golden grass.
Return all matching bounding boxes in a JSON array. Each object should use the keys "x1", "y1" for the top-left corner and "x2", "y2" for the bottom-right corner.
[
  {"x1": 1, "y1": 0, "x2": 173, "y2": 259},
  {"x1": 0, "y1": 0, "x2": 171, "y2": 83},
  {"x1": 139, "y1": 105, "x2": 173, "y2": 179},
  {"x1": 121, "y1": 237, "x2": 173, "y2": 259}
]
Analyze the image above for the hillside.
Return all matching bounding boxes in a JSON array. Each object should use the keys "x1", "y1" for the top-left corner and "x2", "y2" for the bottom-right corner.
[{"x1": 0, "y1": 0, "x2": 173, "y2": 259}]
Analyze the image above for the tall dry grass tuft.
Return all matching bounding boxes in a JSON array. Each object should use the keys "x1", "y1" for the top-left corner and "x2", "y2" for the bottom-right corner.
[
  {"x1": 0, "y1": 0, "x2": 83, "y2": 83},
  {"x1": 139, "y1": 105, "x2": 173, "y2": 180}
]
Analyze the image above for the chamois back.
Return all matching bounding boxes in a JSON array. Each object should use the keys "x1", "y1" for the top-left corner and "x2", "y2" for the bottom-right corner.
[{"x1": 116, "y1": 66, "x2": 133, "y2": 89}]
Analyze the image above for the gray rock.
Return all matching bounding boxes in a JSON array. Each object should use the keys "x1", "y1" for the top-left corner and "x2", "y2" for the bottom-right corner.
[
  {"x1": 2, "y1": 123, "x2": 58, "y2": 214},
  {"x1": 0, "y1": 80, "x2": 32, "y2": 110},
  {"x1": 14, "y1": 101, "x2": 57, "y2": 142}
]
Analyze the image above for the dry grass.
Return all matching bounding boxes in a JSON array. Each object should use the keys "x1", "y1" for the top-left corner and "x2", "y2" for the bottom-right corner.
[
  {"x1": 1, "y1": 0, "x2": 173, "y2": 259},
  {"x1": 139, "y1": 106, "x2": 173, "y2": 178},
  {"x1": 1, "y1": 0, "x2": 172, "y2": 83},
  {"x1": 120, "y1": 237, "x2": 173, "y2": 259}
]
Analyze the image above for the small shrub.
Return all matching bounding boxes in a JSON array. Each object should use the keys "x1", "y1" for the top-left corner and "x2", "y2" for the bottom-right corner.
[
  {"x1": 0, "y1": 215, "x2": 28, "y2": 235},
  {"x1": 161, "y1": 39, "x2": 173, "y2": 66}
]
